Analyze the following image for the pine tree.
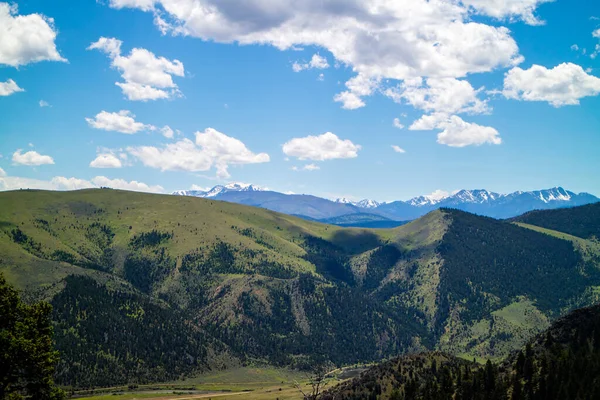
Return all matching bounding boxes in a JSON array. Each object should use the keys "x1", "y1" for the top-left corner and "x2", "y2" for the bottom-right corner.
[{"x1": 0, "y1": 274, "x2": 65, "y2": 400}]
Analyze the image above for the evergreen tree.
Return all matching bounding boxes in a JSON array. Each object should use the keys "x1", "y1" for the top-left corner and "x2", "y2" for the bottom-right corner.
[{"x1": 0, "y1": 274, "x2": 64, "y2": 400}]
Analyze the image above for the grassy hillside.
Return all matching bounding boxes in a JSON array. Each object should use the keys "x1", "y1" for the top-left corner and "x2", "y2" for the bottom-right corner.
[{"x1": 1, "y1": 190, "x2": 598, "y2": 388}]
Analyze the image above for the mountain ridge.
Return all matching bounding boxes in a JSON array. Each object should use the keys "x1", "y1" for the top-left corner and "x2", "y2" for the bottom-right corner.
[
  {"x1": 1, "y1": 190, "x2": 599, "y2": 388},
  {"x1": 173, "y1": 184, "x2": 599, "y2": 222}
]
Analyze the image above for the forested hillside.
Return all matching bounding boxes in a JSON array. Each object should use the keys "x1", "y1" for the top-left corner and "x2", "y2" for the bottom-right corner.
[
  {"x1": 324, "y1": 302, "x2": 600, "y2": 399},
  {"x1": 1, "y1": 189, "x2": 599, "y2": 388},
  {"x1": 514, "y1": 202, "x2": 600, "y2": 240}
]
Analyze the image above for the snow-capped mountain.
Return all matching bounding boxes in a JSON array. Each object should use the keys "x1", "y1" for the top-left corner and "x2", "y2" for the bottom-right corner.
[
  {"x1": 335, "y1": 198, "x2": 381, "y2": 209},
  {"x1": 335, "y1": 198, "x2": 355, "y2": 205},
  {"x1": 356, "y1": 199, "x2": 381, "y2": 209},
  {"x1": 173, "y1": 183, "x2": 265, "y2": 198},
  {"x1": 440, "y1": 189, "x2": 502, "y2": 205},
  {"x1": 173, "y1": 184, "x2": 598, "y2": 222}
]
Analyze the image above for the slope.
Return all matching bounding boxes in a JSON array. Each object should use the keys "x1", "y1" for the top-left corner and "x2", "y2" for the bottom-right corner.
[
  {"x1": 324, "y1": 302, "x2": 600, "y2": 400},
  {"x1": 0, "y1": 189, "x2": 420, "y2": 387},
  {"x1": 513, "y1": 201, "x2": 600, "y2": 240},
  {"x1": 1, "y1": 190, "x2": 598, "y2": 388}
]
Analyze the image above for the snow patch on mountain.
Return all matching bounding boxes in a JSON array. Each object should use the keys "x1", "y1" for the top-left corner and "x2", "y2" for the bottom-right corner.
[{"x1": 173, "y1": 182, "x2": 265, "y2": 198}]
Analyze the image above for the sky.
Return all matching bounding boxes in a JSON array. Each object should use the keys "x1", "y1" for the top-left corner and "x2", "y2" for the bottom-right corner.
[{"x1": 1, "y1": 0, "x2": 599, "y2": 202}]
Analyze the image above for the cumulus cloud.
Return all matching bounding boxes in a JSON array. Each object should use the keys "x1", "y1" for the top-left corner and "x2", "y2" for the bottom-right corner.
[
  {"x1": 393, "y1": 118, "x2": 405, "y2": 129},
  {"x1": 39, "y1": 100, "x2": 51, "y2": 107},
  {"x1": 86, "y1": 110, "x2": 154, "y2": 134},
  {"x1": 334, "y1": 74, "x2": 381, "y2": 110},
  {"x1": 160, "y1": 125, "x2": 174, "y2": 138},
  {"x1": 292, "y1": 53, "x2": 330, "y2": 72},
  {"x1": 283, "y1": 132, "x2": 361, "y2": 161},
  {"x1": 88, "y1": 37, "x2": 184, "y2": 101},
  {"x1": 503, "y1": 63, "x2": 600, "y2": 106},
  {"x1": 12, "y1": 150, "x2": 55, "y2": 166},
  {"x1": 106, "y1": 0, "x2": 524, "y2": 111},
  {"x1": 426, "y1": 189, "x2": 452, "y2": 201},
  {"x1": 0, "y1": 3, "x2": 66, "y2": 67},
  {"x1": 461, "y1": 0, "x2": 553, "y2": 25},
  {"x1": 91, "y1": 176, "x2": 163, "y2": 193},
  {"x1": 0, "y1": 167, "x2": 5, "y2": 177},
  {"x1": 0, "y1": 79, "x2": 24, "y2": 96},
  {"x1": 411, "y1": 114, "x2": 501, "y2": 147},
  {"x1": 0, "y1": 174, "x2": 162, "y2": 193},
  {"x1": 128, "y1": 127, "x2": 270, "y2": 179},
  {"x1": 391, "y1": 145, "x2": 406, "y2": 153},
  {"x1": 385, "y1": 77, "x2": 490, "y2": 115},
  {"x1": 90, "y1": 153, "x2": 123, "y2": 168}
]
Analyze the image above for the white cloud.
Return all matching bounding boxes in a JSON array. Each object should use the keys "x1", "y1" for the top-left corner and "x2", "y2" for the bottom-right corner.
[
  {"x1": 128, "y1": 128, "x2": 270, "y2": 179},
  {"x1": 88, "y1": 37, "x2": 184, "y2": 101},
  {"x1": 107, "y1": 0, "x2": 524, "y2": 111},
  {"x1": 90, "y1": 153, "x2": 123, "y2": 168},
  {"x1": 12, "y1": 150, "x2": 55, "y2": 166},
  {"x1": 461, "y1": 0, "x2": 553, "y2": 25},
  {"x1": 87, "y1": 37, "x2": 122, "y2": 57},
  {"x1": 39, "y1": 100, "x2": 51, "y2": 107},
  {"x1": 86, "y1": 110, "x2": 154, "y2": 134},
  {"x1": 334, "y1": 74, "x2": 381, "y2": 110},
  {"x1": 160, "y1": 125, "x2": 174, "y2": 138},
  {"x1": 0, "y1": 167, "x2": 5, "y2": 177},
  {"x1": 317, "y1": 73, "x2": 325, "y2": 81},
  {"x1": 333, "y1": 91, "x2": 365, "y2": 110},
  {"x1": 0, "y1": 3, "x2": 66, "y2": 67},
  {"x1": 292, "y1": 163, "x2": 321, "y2": 171},
  {"x1": 293, "y1": 53, "x2": 330, "y2": 72},
  {"x1": 571, "y1": 44, "x2": 580, "y2": 51},
  {"x1": 90, "y1": 176, "x2": 163, "y2": 193},
  {"x1": 385, "y1": 77, "x2": 490, "y2": 115},
  {"x1": 393, "y1": 118, "x2": 405, "y2": 129},
  {"x1": 190, "y1": 184, "x2": 210, "y2": 191},
  {"x1": 304, "y1": 163, "x2": 320, "y2": 171},
  {"x1": 391, "y1": 145, "x2": 406, "y2": 153},
  {"x1": 593, "y1": 30, "x2": 600, "y2": 59},
  {"x1": 409, "y1": 112, "x2": 451, "y2": 131},
  {"x1": 283, "y1": 132, "x2": 361, "y2": 161},
  {"x1": 411, "y1": 114, "x2": 501, "y2": 147},
  {"x1": 426, "y1": 189, "x2": 452, "y2": 201},
  {"x1": 0, "y1": 79, "x2": 24, "y2": 96},
  {"x1": 0, "y1": 174, "x2": 162, "y2": 193},
  {"x1": 503, "y1": 63, "x2": 600, "y2": 106}
]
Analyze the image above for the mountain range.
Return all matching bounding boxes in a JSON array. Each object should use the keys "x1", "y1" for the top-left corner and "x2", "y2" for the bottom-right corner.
[
  {"x1": 173, "y1": 184, "x2": 599, "y2": 223},
  {"x1": 1, "y1": 189, "x2": 600, "y2": 388}
]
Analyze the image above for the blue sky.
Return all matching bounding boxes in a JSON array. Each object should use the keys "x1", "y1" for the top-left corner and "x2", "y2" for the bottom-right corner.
[{"x1": 1, "y1": 0, "x2": 599, "y2": 202}]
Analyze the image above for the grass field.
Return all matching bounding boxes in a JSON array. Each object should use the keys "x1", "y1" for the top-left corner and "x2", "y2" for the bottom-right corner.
[{"x1": 72, "y1": 367, "x2": 338, "y2": 400}]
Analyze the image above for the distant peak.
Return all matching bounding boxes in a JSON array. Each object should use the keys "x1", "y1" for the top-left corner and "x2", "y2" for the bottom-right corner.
[{"x1": 172, "y1": 182, "x2": 265, "y2": 198}]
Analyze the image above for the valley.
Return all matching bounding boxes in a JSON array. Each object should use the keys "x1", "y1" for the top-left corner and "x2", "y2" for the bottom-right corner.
[{"x1": 1, "y1": 188, "x2": 600, "y2": 397}]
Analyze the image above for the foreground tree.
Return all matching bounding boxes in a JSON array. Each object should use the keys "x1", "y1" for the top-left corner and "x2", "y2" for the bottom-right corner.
[
  {"x1": 295, "y1": 360, "x2": 335, "y2": 400},
  {"x1": 0, "y1": 273, "x2": 64, "y2": 399}
]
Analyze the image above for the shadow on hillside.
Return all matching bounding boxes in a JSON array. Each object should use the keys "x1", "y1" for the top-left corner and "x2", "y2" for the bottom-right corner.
[{"x1": 330, "y1": 230, "x2": 382, "y2": 254}]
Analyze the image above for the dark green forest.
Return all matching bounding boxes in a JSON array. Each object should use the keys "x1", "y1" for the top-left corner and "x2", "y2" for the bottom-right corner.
[
  {"x1": 514, "y1": 202, "x2": 600, "y2": 240},
  {"x1": 325, "y1": 302, "x2": 600, "y2": 399},
  {"x1": 0, "y1": 274, "x2": 64, "y2": 399}
]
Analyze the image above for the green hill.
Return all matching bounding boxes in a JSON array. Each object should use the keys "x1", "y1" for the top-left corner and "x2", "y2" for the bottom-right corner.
[
  {"x1": 1, "y1": 190, "x2": 599, "y2": 388},
  {"x1": 513, "y1": 202, "x2": 600, "y2": 240},
  {"x1": 324, "y1": 301, "x2": 600, "y2": 399}
]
